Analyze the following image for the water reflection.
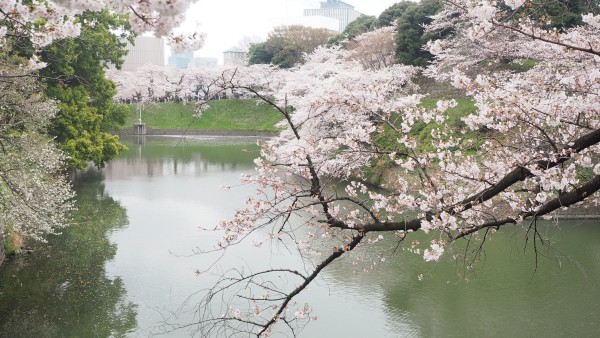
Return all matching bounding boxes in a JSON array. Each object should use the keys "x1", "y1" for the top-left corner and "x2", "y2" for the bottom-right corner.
[
  {"x1": 0, "y1": 168, "x2": 137, "y2": 337},
  {"x1": 2, "y1": 137, "x2": 599, "y2": 337},
  {"x1": 100, "y1": 136, "x2": 264, "y2": 336},
  {"x1": 377, "y1": 221, "x2": 600, "y2": 337},
  {"x1": 109, "y1": 136, "x2": 261, "y2": 179}
]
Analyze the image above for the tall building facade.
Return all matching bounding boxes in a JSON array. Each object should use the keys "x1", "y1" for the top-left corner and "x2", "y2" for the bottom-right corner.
[
  {"x1": 121, "y1": 36, "x2": 165, "y2": 71},
  {"x1": 304, "y1": 0, "x2": 362, "y2": 32},
  {"x1": 168, "y1": 52, "x2": 194, "y2": 69},
  {"x1": 188, "y1": 57, "x2": 218, "y2": 68}
]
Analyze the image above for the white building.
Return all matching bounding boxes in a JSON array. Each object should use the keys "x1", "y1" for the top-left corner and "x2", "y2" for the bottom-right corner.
[
  {"x1": 304, "y1": 0, "x2": 362, "y2": 32},
  {"x1": 120, "y1": 36, "x2": 165, "y2": 71},
  {"x1": 223, "y1": 47, "x2": 247, "y2": 67}
]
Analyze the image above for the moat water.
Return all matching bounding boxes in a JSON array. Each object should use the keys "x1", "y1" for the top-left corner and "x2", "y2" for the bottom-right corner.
[{"x1": 1, "y1": 136, "x2": 599, "y2": 337}]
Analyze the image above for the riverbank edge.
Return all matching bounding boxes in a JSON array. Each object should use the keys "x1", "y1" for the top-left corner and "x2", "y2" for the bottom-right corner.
[
  {"x1": 0, "y1": 226, "x2": 4, "y2": 268},
  {"x1": 116, "y1": 127, "x2": 278, "y2": 137}
]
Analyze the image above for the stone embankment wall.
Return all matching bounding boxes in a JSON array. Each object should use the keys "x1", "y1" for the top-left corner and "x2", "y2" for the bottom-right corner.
[
  {"x1": 413, "y1": 74, "x2": 466, "y2": 99},
  {"x1": 118, "y1": 128, "x2": 278, "y2": 137},
  {"x1": 555, "y1": 206, "x2": 600, "y2": 219},
  {"x1": 0, "y1": 224, "x2": 5, "y2": 267}
]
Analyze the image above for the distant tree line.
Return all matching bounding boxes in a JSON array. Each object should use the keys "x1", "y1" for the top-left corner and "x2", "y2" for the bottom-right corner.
[
  {"x1": 247, "y1": 25, "x2": 335, "y2": 68},
  {"x1": 248, "y1": 0, "x2": 599, "y2": 68}
]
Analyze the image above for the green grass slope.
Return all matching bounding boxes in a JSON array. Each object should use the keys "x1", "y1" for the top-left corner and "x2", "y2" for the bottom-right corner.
[{"x1": 127, "y1": 99, "x2": 283, "y2": 131}]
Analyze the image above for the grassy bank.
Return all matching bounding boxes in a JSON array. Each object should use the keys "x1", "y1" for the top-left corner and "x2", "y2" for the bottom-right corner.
[
  {"x1": 367, "y1": 98, "x2": 478, "y2": 185},
  {"x1": 127, "y1": 98, "x2": 476, "y2": 133},
  {"x1": 126, "y1": 99, "x2": 283, "y2": 131}
]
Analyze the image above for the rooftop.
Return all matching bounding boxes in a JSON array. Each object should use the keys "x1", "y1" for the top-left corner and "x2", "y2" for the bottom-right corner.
[{"x1": 320, "y1": 0, "x2": 354, "y2": 9}]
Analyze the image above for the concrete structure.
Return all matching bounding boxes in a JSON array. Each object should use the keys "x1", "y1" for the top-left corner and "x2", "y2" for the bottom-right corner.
[
  {"x1": 134, "y1": 123, "x2": 147, "y2": 135},
  {"x1": 121, "y1": 36, "x2": 165, "y2": 71},
  {"x1": 188, "y1": 57, "x2": 219, "y2": 69},
  {"x1": 224, "y1": 47, "x2": 247, "y2": 67},
  {"x1": 304, "y1": 0, "x2": 362, "y2": 32},
  {"x1": 168, "y1": 52, "x2": 194, "y2": 69}
]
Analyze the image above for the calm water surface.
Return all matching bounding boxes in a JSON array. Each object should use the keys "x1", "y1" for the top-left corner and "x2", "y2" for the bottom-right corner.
[{"x1": 1, "y1": 136, "x2": 599, "y2": 337}]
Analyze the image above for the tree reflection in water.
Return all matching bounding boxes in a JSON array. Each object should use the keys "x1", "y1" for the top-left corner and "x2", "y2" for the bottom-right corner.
[
  {"x1": 379, "y1": 221, "x2": 600, "y2": 338},
  {"x1": 0, "y1": 168, "x2": 137, "y2": 337}
]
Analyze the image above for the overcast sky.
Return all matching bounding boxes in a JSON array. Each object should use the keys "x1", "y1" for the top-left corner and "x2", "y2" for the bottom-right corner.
[{"x1": 179, "y1": 0, "x2": 399, "y2": 63}]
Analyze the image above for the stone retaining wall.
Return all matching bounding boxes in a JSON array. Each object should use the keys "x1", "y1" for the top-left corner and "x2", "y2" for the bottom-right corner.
[
  {"x1": 555, "y1": 206, "x2": 600, "y2": 219},
  {"x1": 413, "y1": 74, "x2": 466, "y2": 99},
  {"x1": 0, "y1": 224, "x2": 5, "y2": 268}
]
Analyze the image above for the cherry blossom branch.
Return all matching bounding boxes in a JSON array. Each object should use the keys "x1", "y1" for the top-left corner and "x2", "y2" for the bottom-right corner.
[
  {"x1": 517, "y1": 114, "x2": 559, "y2": 153},
  {"x1": 440, "y1": 1, "x2": 600, "y2": 58},
  {"x1": 453, "y1": 174, "x2": 600, "y2": 240},
  {"x1": 218, "y1": 78, "x2": 338, "y2": 224},
  {"x1": 492, "y1": 21, "x2": 600, "y2": 57},
  {"x1": 530, "y1": 106, "x2": 596, "y2": 131},
  {"x1": 328, "y1": 127, "x2": 600, "y2": 233},
  {"x1": 446, "y1": 128, "x2": 600, "y2": 216},
  {"x1": 128, "y1": 5, "x2": 157, "y2": 27},
  {"x1": 256, "y1": 234, "x2": 364, "y2": 336}
]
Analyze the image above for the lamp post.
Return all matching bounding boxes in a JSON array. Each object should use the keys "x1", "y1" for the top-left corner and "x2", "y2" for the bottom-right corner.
[
  {"x1": 138, "y1": 104, "x2": 142, "y2": 123},
  {"x1": 135, "y1": 102, "x2": 146, "y2": 135}
]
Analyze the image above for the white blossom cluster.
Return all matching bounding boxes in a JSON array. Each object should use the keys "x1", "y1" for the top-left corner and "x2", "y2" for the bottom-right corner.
[
  {"x1": 1, "y1": 0, "x2": 203, "y2": 54},
  {"x1": 0, "y1": 61, "x2": 75, "y2": 241}
]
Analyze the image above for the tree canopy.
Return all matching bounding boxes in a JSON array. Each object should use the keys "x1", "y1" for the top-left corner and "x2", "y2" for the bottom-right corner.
[
  {"x1": 329, "y1": 1, "x2": 442, "y2": 66},
  {"x1": 525, "y1": 0, "x2": 600, "y2": 29},
  {"x1": 0, "y1": 55, "x2": 74, "y2": 241},
  {"x1": 346, "y1": 26, "x2": 397, "y2": 69},
  {"x1": 37, "y1": 10, "x2": 131, "y2": 169},
  {"x1": 247, "y1": 42, "x2": 275, "y2": 65},
  {"x1": 327, "y1": 14, "x2": 379, "y2": 46},
  {"x1": 395, "y1": 0, "x2": 443, "y2": 66},
  {"x1": 378, "y1": 1, "x2": 419, "y2": 27},
  {"x1": 0, "y1": 0, "x2": 199, "y2": 244},
  {"x1": 247, "y1": 25, "x2": 335, "y2": 68}
]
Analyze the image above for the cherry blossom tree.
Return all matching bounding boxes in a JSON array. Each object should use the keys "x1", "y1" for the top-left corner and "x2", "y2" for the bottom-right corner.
[
  {"x1": 185, "y1": 67, "x2": 223, "y2": 101},
  {"x1": 135, "y1": 64, "x2": 175, "y2": 101},
  {"x1": 108, "y1": 64, "x2": 222, "y2": 120},
  {"x1": 0, "y1": 57, "x2": 75, "y2": 244},
  {"x1": 0, "y1": 0, "x2": 203, "y2": 59},
  {"x1": 345, "y1": 25, "x2": 397, "y2": 70},
  {"x1": 108, "y1": 63, "x2": 263, "y2": 118},
  {"x1": 107, "y1": 68, "x2": 145, "y2": 103},
  {"x1": 170, "y1": 1, "x2": 599, "y2": 336},
  {"x1": 52, "y1": 1, "x2": 600, "y2": 335},
  {"x1": 0, "y1": 1, "x2": 202, "y2": 248},
  {"x1": 111, "y1": 66, "x2": 190, "y2": 102}
]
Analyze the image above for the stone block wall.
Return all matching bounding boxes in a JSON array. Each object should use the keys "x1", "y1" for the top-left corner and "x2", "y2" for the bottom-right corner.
[{"x1": 0, "y1": 224, "x2": 5, "y2": 267}]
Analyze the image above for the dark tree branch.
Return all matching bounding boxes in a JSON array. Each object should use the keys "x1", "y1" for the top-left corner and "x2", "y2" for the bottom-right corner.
[
  {"x1": 493, "y1": 21, "x2": 600, "y2": 57},
  {"x1": 257, "y1": 234, "x2": 364, "y2": 336},
  {"x1": 453, "y1": 174, "x2": 600, "y2": 240},
  {"x1": 327, "y1": 128, "x2": 600, "y2": 234}
]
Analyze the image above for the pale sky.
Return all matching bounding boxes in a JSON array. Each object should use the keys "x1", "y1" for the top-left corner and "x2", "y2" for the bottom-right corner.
[{"x1": 177, "y1": 0, "x2": 399, "y2": 63}]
